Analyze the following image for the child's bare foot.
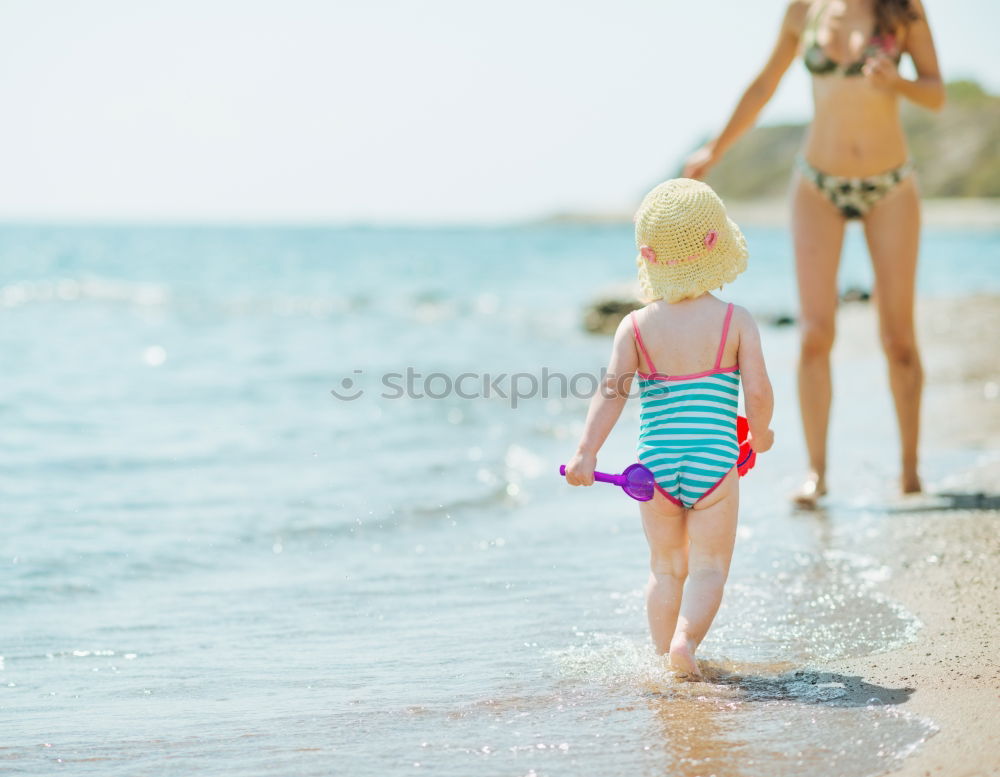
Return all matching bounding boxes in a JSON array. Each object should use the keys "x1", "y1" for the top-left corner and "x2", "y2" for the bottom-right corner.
[
  {"x1": 792, "y1": 472, "x2": 826, "y2": 509},
  {"x1": 668, "y1": 636, "x2": 702, "y2": 679}
]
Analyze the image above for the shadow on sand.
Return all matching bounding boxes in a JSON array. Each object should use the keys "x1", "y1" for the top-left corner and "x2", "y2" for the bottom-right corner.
[
  {"x1": 709, "y1": 668, "x2": 914, "y2": 707},
  {"x1": 642, "y1": 666, "x2": 913, "y2": 708},
  {"x1": 791, "y1": 490, "x2": 1000, "y2": 515},
  {"x1": 892, "y1": 491, "x2": 1000, "y2": 512}
]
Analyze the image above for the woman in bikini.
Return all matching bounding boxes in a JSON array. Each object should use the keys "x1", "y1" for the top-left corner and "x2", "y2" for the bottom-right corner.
[{"x1": 683, "y1": 0, "x2": 944, "y2": 506}]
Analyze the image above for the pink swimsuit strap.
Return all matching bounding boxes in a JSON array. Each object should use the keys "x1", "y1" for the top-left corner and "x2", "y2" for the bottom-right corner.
[
  {"x1": 630, "y1": 311, "x2": 658, "y2": 375},
  {"x1": 714, "y1": 303, "x2": 735, "y2": 369},
  {"x1": 632, "y1": 303, "x2": 736, "y2": 377}
]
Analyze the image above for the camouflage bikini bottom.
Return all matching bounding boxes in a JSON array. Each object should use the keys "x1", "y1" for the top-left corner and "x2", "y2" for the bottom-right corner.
[{"x1": 796, "y1": 156, "x2": 914, "y2": 220}]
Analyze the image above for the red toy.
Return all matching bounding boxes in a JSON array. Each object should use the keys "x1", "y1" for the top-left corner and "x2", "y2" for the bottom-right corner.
[{"x1": 736, "y1": 415, "x2": 756, "y2": 476}]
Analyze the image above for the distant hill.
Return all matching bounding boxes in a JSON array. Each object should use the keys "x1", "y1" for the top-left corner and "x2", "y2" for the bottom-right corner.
[{"x1": 696, "y1": 80, "x2": 1000, "y2": 199}]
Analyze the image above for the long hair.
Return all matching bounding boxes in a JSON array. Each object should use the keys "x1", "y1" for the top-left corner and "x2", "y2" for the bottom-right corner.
[{"x1": 875, "y1": 0, "x2": 919, "y2": 35}]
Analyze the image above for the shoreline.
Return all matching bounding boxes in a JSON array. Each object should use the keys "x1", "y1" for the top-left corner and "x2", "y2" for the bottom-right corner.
[
  {"x1": 822, "y1": 295, "x2": 1000, "y2": 777},
  {"x1": 540, "y1": 198, "x2": 1000, "y2": 229}
]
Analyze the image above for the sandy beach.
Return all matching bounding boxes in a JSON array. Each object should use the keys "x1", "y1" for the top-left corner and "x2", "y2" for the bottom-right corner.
[{"x1": 825, "y1": 295, "x2": 1000, "y2": 777}]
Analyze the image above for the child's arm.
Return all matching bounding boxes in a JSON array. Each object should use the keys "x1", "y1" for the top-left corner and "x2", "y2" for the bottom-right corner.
[
  {"x1": 564, "y1": 315, "x2": 639, "y2": 485},
  {"x1": 735, "y1": 308, "x2": 775, "y2": 453}
]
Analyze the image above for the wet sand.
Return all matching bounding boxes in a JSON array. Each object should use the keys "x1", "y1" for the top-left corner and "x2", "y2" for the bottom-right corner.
[{"x1": 824, "y1": 295, "x2": 1000, "y2": 777}]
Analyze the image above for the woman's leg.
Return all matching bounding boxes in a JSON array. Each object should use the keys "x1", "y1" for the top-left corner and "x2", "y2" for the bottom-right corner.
[
  {"x1": 863, "y1": 176, "x2": 923, "y2": 492},
  {"x1": 791, "y1": 173, "x2": 847, "y2": 505},
  {"x1": 669, "y1": 469, "x2": 739, "y2": 677},
  {"x1": 639, "y1": 490, "x2": 688, "y2": 655}
]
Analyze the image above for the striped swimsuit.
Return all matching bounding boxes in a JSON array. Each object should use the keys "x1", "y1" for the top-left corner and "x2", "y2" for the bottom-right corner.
[{"x1": 631, "y1": 304, "x2": 740, "y2": 508}]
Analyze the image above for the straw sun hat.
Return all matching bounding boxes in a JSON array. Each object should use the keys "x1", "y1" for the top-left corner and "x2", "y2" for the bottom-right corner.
[{"x1": 634, "y1": 178, "x2": 748, "y2": 303}]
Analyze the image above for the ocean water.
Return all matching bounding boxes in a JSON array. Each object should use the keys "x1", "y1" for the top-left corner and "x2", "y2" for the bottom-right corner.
[{"x1": 2, "y1": 222, "x2": 998, "y2": 775}]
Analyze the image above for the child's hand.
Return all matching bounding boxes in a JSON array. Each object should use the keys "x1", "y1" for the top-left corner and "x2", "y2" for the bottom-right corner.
[
  {"x1": 564, "y1": 451, "x2": 597, "y2": 486},
  {"x1": 749, "y1": 428, "x2": 774, "y2": 453}
]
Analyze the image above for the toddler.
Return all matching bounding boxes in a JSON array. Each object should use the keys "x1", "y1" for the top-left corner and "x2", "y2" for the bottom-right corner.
[{"x1": 564, "y1": 179, "x2": 774, "y2": 678}]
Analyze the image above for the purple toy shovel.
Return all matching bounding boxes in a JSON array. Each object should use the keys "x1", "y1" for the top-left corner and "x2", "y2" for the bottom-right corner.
[{"x1": 558, "y1": 463, "x2": 656, "y2": 502}]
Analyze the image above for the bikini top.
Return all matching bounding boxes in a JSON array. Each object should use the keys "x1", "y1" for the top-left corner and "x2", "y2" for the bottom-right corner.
[{"x1": 803, "y1": 0, "x2": 900, "y2": 77}]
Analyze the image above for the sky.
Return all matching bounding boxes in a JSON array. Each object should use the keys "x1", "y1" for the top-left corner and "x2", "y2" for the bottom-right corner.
[{"x1": 0, "y1": 0, "x2": 997, "y2": 223}]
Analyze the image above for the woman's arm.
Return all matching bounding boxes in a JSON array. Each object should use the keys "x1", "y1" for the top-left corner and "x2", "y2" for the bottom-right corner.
[
  {"x1": 563, "y1": 315, "x2": 639, "y2": 486},
  {"x1": 863, "y1": 0, "x2": 945, "y2": 110},
  {"x1": 734, "y1": 309, "x2": 774, "y2": 453},
  {"x1": 683, "y1": 1, "x2": 809, "y2": 179}
]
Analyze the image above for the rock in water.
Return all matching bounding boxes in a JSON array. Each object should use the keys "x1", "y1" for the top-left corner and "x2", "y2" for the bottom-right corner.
[{"x1": 582, "y1": 284, "x2": 643, "y2": 334}]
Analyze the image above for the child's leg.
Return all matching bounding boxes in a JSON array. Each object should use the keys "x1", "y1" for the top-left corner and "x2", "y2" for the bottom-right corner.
[
  {"x1": 638, "y1": 491, "x2": 688, "y2": 655},
  {"x1": 669, "y1": 468, "x2": 739, "y2": 676}
]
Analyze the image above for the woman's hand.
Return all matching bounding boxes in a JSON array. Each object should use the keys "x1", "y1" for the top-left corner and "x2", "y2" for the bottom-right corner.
[
  {"x1": 749, "y1": 428, "x2": 774, "y2": 453},
  {"x1": 682, "y1": 144, "x2": 719, "y2": 180},
  {"x1": 564, "y1": 450, "x2": 597, "y2": 486},
  {"x1": 862, "y1": 52, "x2": 901, "y2": 91}
]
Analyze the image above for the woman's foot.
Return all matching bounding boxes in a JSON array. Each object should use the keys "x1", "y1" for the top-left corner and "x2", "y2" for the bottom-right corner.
[
  {"x1": 792, "y1": 472, "x2": 827, "y2": 509},
  {"x1": 668, "y1": 635, "x2": 702, "y2": 679},
  {"x1": 901, "y1": 471, "x2": 922, "y2": 494}
]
